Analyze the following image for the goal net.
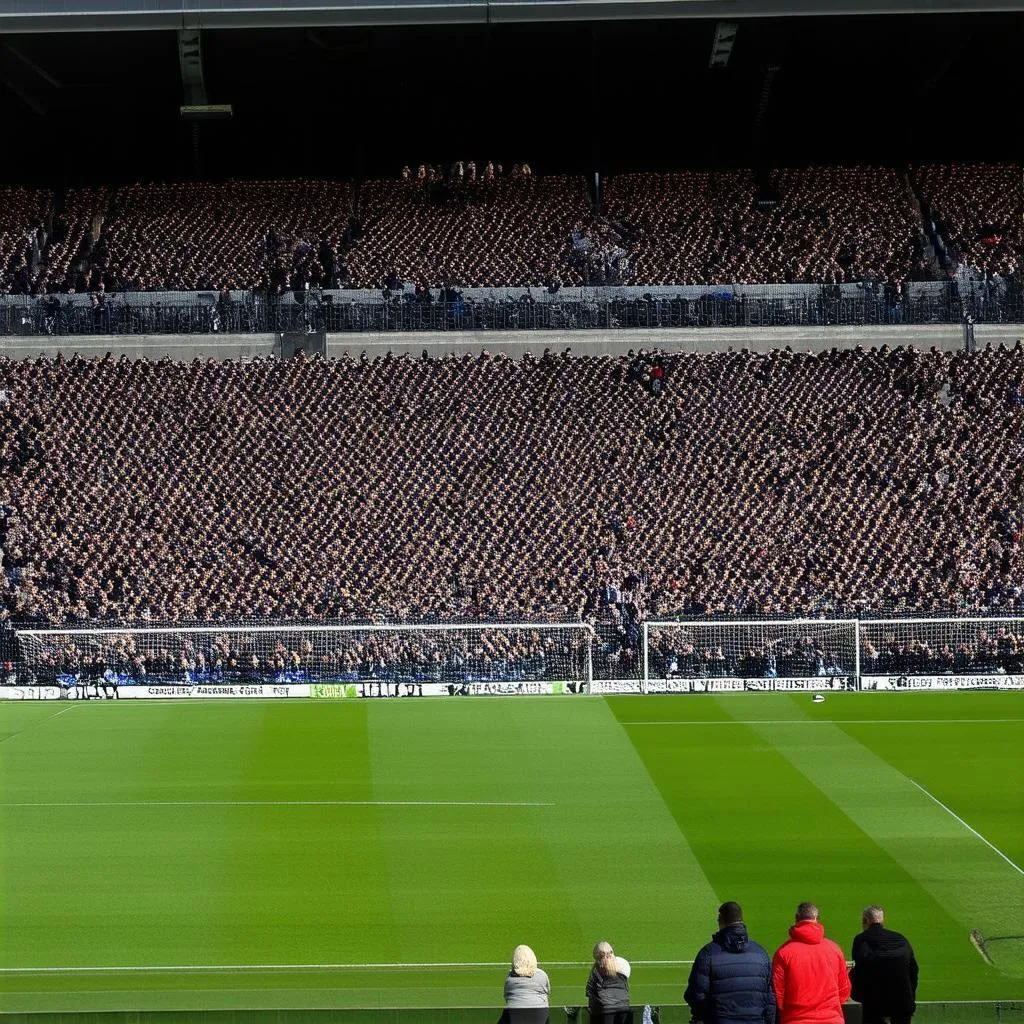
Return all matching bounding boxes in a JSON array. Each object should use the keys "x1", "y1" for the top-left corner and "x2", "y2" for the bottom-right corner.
[
  {"x1": 859, "y1": 616, "x2": 1024, "y2": 685},
  {"x1": 14, "y1": 622, "x2": 595, "y2": 694},
  {"x1": 642, "y1": 618, "x2": 858, "y2": 693}
]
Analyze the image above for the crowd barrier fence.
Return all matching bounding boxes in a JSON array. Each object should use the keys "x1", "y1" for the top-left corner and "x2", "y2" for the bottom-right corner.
[
  {"x1": 2, "y1": 291, "x2": 1022, "y2": 337},
  {"x1": 0, "y1": 1003, "x2": 1019, "y2": 1024}
]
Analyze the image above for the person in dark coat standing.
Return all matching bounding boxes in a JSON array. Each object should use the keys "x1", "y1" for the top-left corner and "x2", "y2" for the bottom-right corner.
[
  {"x1": 586, "y1": 941, "x2": 632, "y2": 1024},
  {"x1": 685, "y1": 901, "x2": 776, "y2": 1024},
  {"x1": 850, "y1": 905, "x2": 919, "y2": 1024}
]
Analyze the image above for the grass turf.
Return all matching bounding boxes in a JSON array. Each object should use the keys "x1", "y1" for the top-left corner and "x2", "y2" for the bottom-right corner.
[{"x1": 0, "y1": 692, "x2": 1021, "y2": 1014}]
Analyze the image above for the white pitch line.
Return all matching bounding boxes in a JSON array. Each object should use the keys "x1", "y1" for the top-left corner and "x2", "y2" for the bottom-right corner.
[
  {"x1": 0, "y1": 799, "x2": 553, "y2": 809},
  {"x1": 0, "y1": 959, "x2": 693, "y2": 974},
  {"x1": 907, "y1": 778, "x2": 1024, "y2": 877},
  {"x1": 0, "y1": 701, "x2": 80, "y2": 745},
  {"x1": 621, "y1": 719, "x2": 1024, "y2": 726}
]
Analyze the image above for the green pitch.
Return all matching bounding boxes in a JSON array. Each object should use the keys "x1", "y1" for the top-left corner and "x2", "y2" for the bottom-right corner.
[{"x1": 0, "y1": 692, "x2": 1021, "y2": 1015}]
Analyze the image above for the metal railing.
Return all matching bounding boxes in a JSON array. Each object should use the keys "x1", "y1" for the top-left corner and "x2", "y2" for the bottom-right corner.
[
  {"x1": 2, "y1": 291, "x2": 1022, "y2": 337},
  {"x1": 0, "y1": 1002, "x2": 1019, "y2": 1024}
]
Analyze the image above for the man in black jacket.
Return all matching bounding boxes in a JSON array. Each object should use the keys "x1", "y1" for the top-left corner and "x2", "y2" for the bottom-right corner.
[
  {"x1": 851, "y1": 905, "x2": 919, "y2": 1024},
  {"x1": 684, "y1": 901, "x2": 775, "y2": 1024}
]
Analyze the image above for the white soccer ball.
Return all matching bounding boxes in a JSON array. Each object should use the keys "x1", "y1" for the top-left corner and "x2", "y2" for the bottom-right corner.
[{"x1": 812, "y1": 694, "x2": 826, "y2": 703}]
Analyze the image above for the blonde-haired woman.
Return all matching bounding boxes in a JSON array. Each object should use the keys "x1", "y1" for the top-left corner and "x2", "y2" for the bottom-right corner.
[
  {"x1": 502, "y1": 944, "x2": 550, "y2": 1024},
  {"x1": 586, "y1": 941, "x2": 632, "y2": 1024}
]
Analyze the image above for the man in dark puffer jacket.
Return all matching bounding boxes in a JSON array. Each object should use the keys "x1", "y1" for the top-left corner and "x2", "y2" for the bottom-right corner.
[{"x1": 685, "y1": 901, "x2": 776, "y2": 1024}]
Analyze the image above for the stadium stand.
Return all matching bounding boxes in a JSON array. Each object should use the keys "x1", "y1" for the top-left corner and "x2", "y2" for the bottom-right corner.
[
  {"x1": 0, "y1": 164, "x2": 1020, "y2": 297},
  {"x1": 914, "y1": 162, "x2": 1022, "y2": 277},
  {"x1": 601, "y1": 167, "x2": 924, "y2": 286},
  {"x1": 33, "y1": 186, "x2": 110, "y2": 295},
  {"x1": 60, "y1": 179, "x2": 358, "y2": 293},
  {"x1": 345, "y1": 175, "x2": 591, "y2": 288},
  {"x1": 1, "y1": 346, "x2": 1022, "y2": 634},
  {"x1": 0, "y1": 187, "x2": 51, "y2": 295}
]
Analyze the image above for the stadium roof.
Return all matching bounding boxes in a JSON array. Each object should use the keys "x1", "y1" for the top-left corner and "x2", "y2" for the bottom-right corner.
[
  {"x1": 2, "y1": 12, "x2": 1019, "y2": 181},
  {"x1": 1, "y1": 0, "x2": 1022, "y2": 33}
]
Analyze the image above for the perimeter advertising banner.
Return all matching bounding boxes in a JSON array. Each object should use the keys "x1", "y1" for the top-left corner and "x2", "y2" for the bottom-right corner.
[
  {"x1": 0, "y1": 684, "x2": 310, "y2": 700},
  {"x1": 589, "y1": 677, "x2": 852, "y2": 694},
  {"x1": 863, "y1": 675, "x2": 1024, "y2": 691},
  {"x1": 309, "y1": 681, "x2": 573, "y2": 698}
]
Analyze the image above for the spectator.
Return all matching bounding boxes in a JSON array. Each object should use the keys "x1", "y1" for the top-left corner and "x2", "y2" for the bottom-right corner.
[
  {"x1": 503, "y1": 944, "x2": 550, "y2": 1021},
  {"x1": 772, "y1": 902, "x2": 850, "y2": 1024},
  {"x1": 850, "y1": 905, "x2": 918, "y2": 1024},
  {"x1": 685, "y1": 900, "x2": 776, "y2": 1024},
  {"x1": 586, "y1": 941, "x2": 632, "y2": 1024}
]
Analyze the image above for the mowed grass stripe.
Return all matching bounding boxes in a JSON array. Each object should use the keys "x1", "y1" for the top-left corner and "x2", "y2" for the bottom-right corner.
[
  {"x1": 1, "y1": 703, "x2": 251, "y2": 970},
  {"x1": 364, "y1": 698, "x2": 719, "y2": 977},
  {"x1": 839, "y1": 714, "x2": 1024, "y2": 870},
  {"x1": 0, "y1": 698, "x2": 717, "y2": 1013},
  {"x1": 363, "y1": 698, "x2": 575, "y2": 970},
  {"x1": 517, "y1": 697, "x2": 720, "y2": 963},
  {"x1": 0, "y1": 704, "x2": 396, "y2": 972},
  {"x1": 0, "y1": 965, "x2": 691, "y2": 1014},
  {"x1": 720, "y1": 696, "x2": 1024, "y2": 988},
  {"x1": 609, "y1": 694, "x2": 1020, "y2": 1000},
  {"x1": 220, "y1": 703, "x2": 404, "y2": 971}
]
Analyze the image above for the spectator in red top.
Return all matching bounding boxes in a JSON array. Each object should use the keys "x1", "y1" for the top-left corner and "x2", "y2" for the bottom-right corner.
[{"x1": 772, "y1": 903, "x2": 851, "y2": 1024}]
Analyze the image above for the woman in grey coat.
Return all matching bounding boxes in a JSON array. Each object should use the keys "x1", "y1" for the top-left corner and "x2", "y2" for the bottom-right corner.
[{"x1": 502, "y1": 944, "x2": 550, "y2": 1024}]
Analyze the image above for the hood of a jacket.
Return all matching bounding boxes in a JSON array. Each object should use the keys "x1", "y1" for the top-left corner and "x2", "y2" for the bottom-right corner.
[
  {"x1": 713, "y1": 922, "x2": 750, "y2": 954},
  {"x1": 789, "y1": 919, "x2": 825, "y2": 945}
]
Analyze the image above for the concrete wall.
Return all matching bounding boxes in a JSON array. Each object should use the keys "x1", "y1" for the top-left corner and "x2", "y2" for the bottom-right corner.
[
  {"x1": 2, "y1": 324, "x2": 1022, "y2": 362},
  {"x1": 0, "y1": 334, "x2": 279, "y2": 362}
]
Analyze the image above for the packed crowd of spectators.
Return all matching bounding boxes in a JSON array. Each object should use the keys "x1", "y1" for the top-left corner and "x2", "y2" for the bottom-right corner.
[
  {"x1": 861, "y1": 624, "x2": 1024, "y2": 676},
  {"x1": 84, "y1": 180, "x2": 359, "y2": 293},
  {"x1": 0, "y1": 187, "x2": 51, "y2": 295},
  {"x1": 601, "y1": 167, "x2": 925, "y2": 286},
  {"x1": 1, "y1": 164, "x2": 1019, "y2": 295},
  {"x1": 914, "y1": 163, "x2": 1022, "y2": 279},
  {"x1": 345, "y1": 174, "x2": 590, "y2": 289},
  {"x1": 1, "y1": 345, "x2": 1022, "y2": 641},
  {"x1": 30, "y1": 187, "x2": 109, "y2": 295},
  {"x1": 11, "y1": 180, "x2": 358, "y2": 295},
  {"x1": 648, "y1": 629, "x2": 849, "y2": 680}
]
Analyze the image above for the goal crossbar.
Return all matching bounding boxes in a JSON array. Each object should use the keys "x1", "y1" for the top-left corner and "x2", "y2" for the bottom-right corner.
[{"x1": 17, "y1": 623, "x2": 596, "y2": 639}]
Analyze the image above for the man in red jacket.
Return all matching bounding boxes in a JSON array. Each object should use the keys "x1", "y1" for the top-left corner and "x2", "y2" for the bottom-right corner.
[{"x1": 772, "y1": 902, "x2": 851, "y2": 1024}]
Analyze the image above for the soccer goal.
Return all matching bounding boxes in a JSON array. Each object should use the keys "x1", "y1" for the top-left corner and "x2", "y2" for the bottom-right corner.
[
  {"x1": 14, "y1": 621, "x2": 596, "y2": 696},
  {"x1": 641, "y1": 618, "x2": 859, "y2": 693},
  {"x1": 858, "y1": 616, "x2": 1024, "y2": 689}
]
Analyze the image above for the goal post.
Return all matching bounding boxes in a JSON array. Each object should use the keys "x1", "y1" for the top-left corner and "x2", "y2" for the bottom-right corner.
[
  {"x1": 641, "y1": 618, "x2": 860, "y2": 693},
  {"x1": 13, "y1": 621, "x2": 596, "y2": 696}
]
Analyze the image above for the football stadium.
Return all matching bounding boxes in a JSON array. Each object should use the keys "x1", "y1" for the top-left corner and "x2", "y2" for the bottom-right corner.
[{"x1": 0, "y1": 0, "x2": 1022, "y2": 1022}]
